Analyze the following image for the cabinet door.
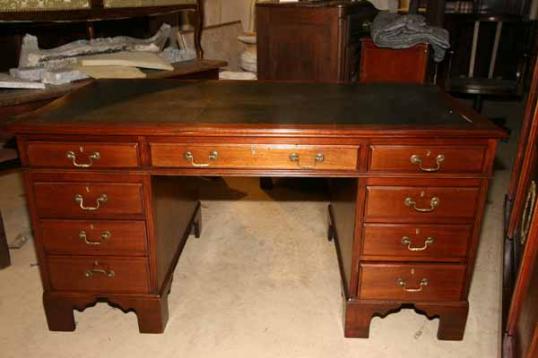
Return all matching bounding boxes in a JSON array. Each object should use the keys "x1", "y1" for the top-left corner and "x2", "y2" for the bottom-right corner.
[
  {"x1": 506, "y1": 60, "x2": 538, "y2": 238},
  {"x1": 504, "y1": 59, "x2": 538, "y2": 356},
  {"x1": 504, "y1": 201, "x2": 538, "y2": 358}
]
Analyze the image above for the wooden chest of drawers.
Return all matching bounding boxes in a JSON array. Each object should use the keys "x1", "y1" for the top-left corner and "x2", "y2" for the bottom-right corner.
[{"x1": 6, "y1": 80, "x2": 505, "y2": 339}]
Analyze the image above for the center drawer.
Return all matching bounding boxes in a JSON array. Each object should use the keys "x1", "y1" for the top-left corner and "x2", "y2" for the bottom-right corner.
[
  {"x1": 33, "y1": 182, "x2": 145, "y2": 218},
  {"x1": 150, "y1": 143, "x2": 359, "y2": 171}
]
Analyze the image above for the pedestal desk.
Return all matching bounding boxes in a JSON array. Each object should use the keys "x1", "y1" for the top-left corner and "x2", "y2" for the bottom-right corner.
[{"x1": 6, "y1": 80, "x2": 506, "y2": 339}]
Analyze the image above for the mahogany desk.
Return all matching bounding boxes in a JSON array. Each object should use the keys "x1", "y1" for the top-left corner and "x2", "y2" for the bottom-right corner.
[{"x1": 6, "y1": 80, "x2": 506, "y2": 339}]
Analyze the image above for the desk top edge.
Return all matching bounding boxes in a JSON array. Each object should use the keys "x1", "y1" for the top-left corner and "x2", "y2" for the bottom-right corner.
[{"x1": 5, "y1": 80, "x2": 508, "y2": 139}]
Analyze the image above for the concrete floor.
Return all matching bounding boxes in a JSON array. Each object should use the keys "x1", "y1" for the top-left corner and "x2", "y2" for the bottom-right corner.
[{"x1": 0, "y1": 101, "x2": 522, "y2": 358}]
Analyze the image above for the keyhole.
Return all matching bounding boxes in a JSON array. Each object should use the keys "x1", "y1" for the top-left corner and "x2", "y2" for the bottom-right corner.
[
  {"x1": 410, "y1": 268, "x2": 415, "y2": 275},
  {"x1": 420, "y1": 191, "x2": 425, "y2": 198}
]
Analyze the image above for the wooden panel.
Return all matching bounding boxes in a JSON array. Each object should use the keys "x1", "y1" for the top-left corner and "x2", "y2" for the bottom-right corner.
[
  {"x1": 362, "y1": 223, "x2": 471, "y2": 259},
  {"x1": 359, "y1": 38, "x2": 429, "y2": 84},
  {"x1": 329, "y1": 178, "x2": 359, "y2": 297},
  {"x1": 365, "y1": 186, "x2": 480, "y2": 222},
  {"x1": 26, "y1": 142, "x2": 140, "y2": 169},
  {"x1": 507, "y1": 206, "x2": 538, "y2": 357},
  {"x1": 150, "y1": 143, "x2": 359, "y2": 171},
  {"x1": 151, "y1": 176, "x2": 199, "y2": 289},
  {"x1": 359, "y1": 263, "x2": 466, "y2": 301},
  {"x1": 40, "y1": 220, "x2": 147, "y2": 256},
  {"x1": 256, "y1": 6, "x2": 340, "y2": 82},
  {"x1": 47, "y1": 256, "x2": 149, "y2": 293},
  {"x1": 256, "y1": 2, "x2": 377, "y2": 83},
  {"x1": 369, "y1": 145, "x2": 487, "y2": 173},
  {"x1": 33, "y1": 182, "x2": 145, "y2": 218}
]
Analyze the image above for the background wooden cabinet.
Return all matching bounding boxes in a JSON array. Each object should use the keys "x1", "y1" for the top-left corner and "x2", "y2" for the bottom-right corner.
[{"x1": 256, "y1": 1, "x2": 378, "y2": 83}]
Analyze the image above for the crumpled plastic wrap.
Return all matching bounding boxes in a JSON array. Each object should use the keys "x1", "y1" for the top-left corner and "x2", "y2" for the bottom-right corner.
[{"x1": 18, "y1": 23, "x2": 172, "y2": 68}]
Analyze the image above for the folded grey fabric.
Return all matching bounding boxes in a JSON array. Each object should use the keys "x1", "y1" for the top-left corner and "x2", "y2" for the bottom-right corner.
[{"x1": 371, "y1": 11, "x2": 450, "y2": 62}]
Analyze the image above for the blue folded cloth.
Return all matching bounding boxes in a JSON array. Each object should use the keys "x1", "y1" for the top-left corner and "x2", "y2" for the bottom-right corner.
[{"x1": 371, "y1": 11, "x2": 450, "y2": 62}]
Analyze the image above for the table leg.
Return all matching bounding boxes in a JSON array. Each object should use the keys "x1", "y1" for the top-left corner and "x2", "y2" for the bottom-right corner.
[
  {"x1": 0, "y1": 211, "x2": 10, "y2": 269},
  {"x1": 194, "y1": 0, "x2": 205, "y2": 59}
]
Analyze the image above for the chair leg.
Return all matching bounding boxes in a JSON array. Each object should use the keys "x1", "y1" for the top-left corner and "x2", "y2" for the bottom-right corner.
[
  {"x1": 0, "y1": 211, "x2": 11, "y2": 269},
  {"x1": 472, "y1": 95, "x2": 483, "y2": 113},
  {"x1": 260, "y1": 178, "x2": 274, "y2": 190}
]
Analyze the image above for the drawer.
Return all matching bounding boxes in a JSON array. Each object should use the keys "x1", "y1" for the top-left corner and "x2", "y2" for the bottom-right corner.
[
  {"x1": 369, "y1": 145, "x2": 486, "y2": 173},
  {"x1": 362, "y1": 224, "x2": 471, "y2": 259},
  {"x1": 47, "y1": 256, "x2": 149, "y2": 293},
  {"x1": 150, "y1": 143, "x2": 359, "y2": 171},
  {"x1": 359, "y1": 263, "x2": 466, "y2": 301},
  {"x1": 33, "y1": 182, "x2": 145, "y2": 218},
  {"x1": 26, "y1": 142, "x2": 140, "y2": 169},
  {"x1": 40, "y1": 220, "x2": 147, "y2": 255},
  {"x1": 365, "y1": 186, "x2": 480, "y2": 222}
]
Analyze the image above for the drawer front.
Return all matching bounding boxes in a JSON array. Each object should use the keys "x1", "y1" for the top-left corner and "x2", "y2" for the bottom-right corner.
[
  {"x1": 359, "y1": 263, "x2": 466, "y2": 301},
  {"x1": 40, "y1": 220, "x2": 147, "y2": 255},
  {"x1": 150, "y1": 143, "x2": 359, "y2": 171},
  {"x1": 26, "y1": 142, "x2": 140, "y2": 169},
  {"x1": 365, "y1": 186, "x2": 480, "y2": 222},
  {"x1": 369, "y1": 145, "x2": 486, "y2": 173},
  {"x1": 48, "y1": 256, "x2": 149, "y2": 293},
  {"x1": 362, "y1": 224, "x2": 471, "y2": 258},
  {"x1": 33, "y1": 182, "x2": 145, "y2": 218}
]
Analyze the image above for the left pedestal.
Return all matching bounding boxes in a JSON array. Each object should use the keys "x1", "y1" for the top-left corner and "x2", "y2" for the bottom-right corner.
[{"x1": 20, "y1": 139, "x2": 202, "y2": 333}]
